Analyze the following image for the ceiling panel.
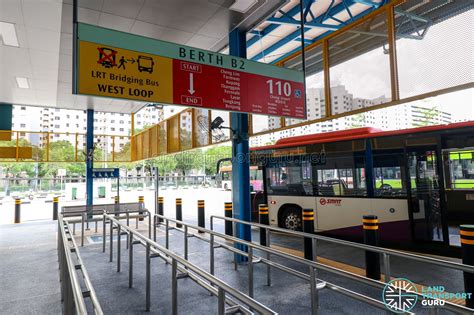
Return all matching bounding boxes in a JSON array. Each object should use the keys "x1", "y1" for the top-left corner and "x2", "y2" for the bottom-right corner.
[{"x1": 102, "y1": 0, "x2": 145, "y2": 19}]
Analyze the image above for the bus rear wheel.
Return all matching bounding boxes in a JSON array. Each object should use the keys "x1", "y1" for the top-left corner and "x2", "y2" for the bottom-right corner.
[{"x1": 281, "y1": 207, "x2": 302, "y2": 231}]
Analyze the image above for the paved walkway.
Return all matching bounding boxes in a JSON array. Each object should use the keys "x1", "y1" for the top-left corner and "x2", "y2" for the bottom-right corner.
[{"x1": 0, "y1": 221, "x2": 61, "y2": 314}]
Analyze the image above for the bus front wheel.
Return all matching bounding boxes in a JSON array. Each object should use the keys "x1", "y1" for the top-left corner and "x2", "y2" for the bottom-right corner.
[{"x1": 280, "y1": 207, "x2": 302, "y2": 231}]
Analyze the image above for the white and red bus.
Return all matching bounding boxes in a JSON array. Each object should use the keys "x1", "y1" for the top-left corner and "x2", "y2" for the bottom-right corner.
[
  {"x1": 251, "y1": 122, "x2": 474, "y2": 255},
  {"x1": 218, "y1": 165, "x2": 263, "y2": 192}
]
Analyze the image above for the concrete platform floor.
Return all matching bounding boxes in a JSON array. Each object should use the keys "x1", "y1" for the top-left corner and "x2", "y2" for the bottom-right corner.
[
  {"x1": 0, "y1": 221, "x2": 61, "y2": 314},
  {"x1": 0, "y1": 219, "x2": 468, "y2": 314}
]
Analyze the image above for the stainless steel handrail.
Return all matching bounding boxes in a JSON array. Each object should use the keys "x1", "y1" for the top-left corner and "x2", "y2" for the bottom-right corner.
[
  {"x1": 58, "y1": 215, "x2": 103, "y2": 314},
  {"x1": 157, "y1": 214, "x2": 472, "y2": 314},
  {"x1": 103, "y1": 213, "x2": 276, "y2": 315},
  {"x1": 155, "y1": 215, "x2": 410, "y2": 314},
  {"x1": 211, "y1": 215, "x2": 474, "y2": 274}
]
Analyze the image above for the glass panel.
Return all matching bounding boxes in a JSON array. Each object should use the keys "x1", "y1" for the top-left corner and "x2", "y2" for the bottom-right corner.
[
  {"x1": 193, "y1": 109, "x2": 209, "y2": 147},
  {"x1": 266, "y1": 160, "x2": 313, "y2": 196},
  {"x1": 167, "y1": 115, "x2": 179, "y2": 153},
  {"x1": 408, "y1": 150, "x2": 443, "y2": 242},
  {"x1": 373, "y1": 152, "x2": 408, "y2": 197},
  {"x1": 396, "y1": 6, "x2": 473, "y2": 98},
  {"x1": 180, "y1": 110, "x2": 192, "y2": 150},
  {"x1": 210, "y1": 110, "x2": 230, "y2": 143},
  {"x1": 158, "y1": 122, "x2": 167, "y2": 155},
  {"x1": 328, "y1": 12, "x2": 391, "y2": 116},
  {"x1": 444, "y1": 150, "x2": 474, "y2": 189}
]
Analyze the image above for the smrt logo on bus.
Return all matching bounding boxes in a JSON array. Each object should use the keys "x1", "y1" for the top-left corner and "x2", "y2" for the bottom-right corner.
[{"x1": 319, "y1": 198, "x2": 342, "y2": 206}]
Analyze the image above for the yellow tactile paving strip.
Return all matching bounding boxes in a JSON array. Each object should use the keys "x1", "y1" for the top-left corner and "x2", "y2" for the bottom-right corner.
[{"x1": 270, "y1": 244, "x2": 466, "y2": 306}]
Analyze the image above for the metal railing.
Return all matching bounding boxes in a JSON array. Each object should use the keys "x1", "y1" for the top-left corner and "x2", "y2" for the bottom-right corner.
[
  {"x1": 210, "y1": 215, "x2": 474, "y2": 314},
  {"x1": 63, "y1": 207, "x2": 151, "y2": 247},
  {"x1": 102, "y1": 212, "x2": 276, "y2": 315},
  {"x1": 155, "y1": 214, "x2": 413, "y2": 315},
  {"x1": 58, "y1": 215, "x2": 103, "y2": 314}
]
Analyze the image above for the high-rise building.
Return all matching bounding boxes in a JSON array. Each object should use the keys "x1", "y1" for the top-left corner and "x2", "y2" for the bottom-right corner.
[
  {"x1": 250, "y1": 85, "x2": 452, "y2": 147},
  {"x1": 11, "y1": 105, "x2": 163, "y2": 153}
]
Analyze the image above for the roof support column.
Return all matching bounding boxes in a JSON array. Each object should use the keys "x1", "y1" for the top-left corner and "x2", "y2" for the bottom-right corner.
[{"x1": 230, "y1": 28, "x2": 251, "y2": 263}]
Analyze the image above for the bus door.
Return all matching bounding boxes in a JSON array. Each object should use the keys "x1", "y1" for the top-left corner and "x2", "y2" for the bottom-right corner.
[
  {"x1": 250, "y1": 166, "x2": 266, "y2": 222},
  {"x1": 407, "y1": 149, "x2": 444, "y2": 242}
]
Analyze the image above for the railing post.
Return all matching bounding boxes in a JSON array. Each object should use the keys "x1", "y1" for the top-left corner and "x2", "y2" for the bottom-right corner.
[
  {"x1": 14, "y1": 198, "x2": 21, "y2": 224},
  {"x1": 460, "y1": 225, "x2": 474, "y2": 309},
  {"x1": 184, "y1": 225, "x2": 188, "y2": 260},
  {"x1": 210, "y1": 234, "x2": 215, "y2": 275},
  {"x1": 303, "y1": 208, "x2": 315, "y2": 260},
  {"x1": 197, "y1": 200, "x2": 205, "y2": 232},
  {"x1": 102, "y1": 214, "x2": 106, "y2": 253},
  {"x1": 166, "y1": 219, "x2": 170, "y2": 249},
  {"x1": 158, "y1": 197, "x2": 164, "y2": 223},
  {"x1": 53, "y1": 196, "x2": 59, "y2": 220},
  {"x1": 363, "y1": 215, "x2": 381, "y2": 280},
  {"x1": 259, "y1": 204, "x2": 269, "y2": 246},
  {"x1": 172, "y1": 258, "x2": 178, "y2": 315},
  {"x1": 81, "y1": 213, "x2": 85, "y2": 247},
  {"x1": 266, "y1": 228, "x2": 271, "y2": 287},
  {"x1": 218, "y1": 287, "x2": 225, "y2": 315},
  {"x1": 224, "y1": 202, "x2": 233, "y2": 236},
  {"x1": 109, "y1": 219, "x2": 113, "y2": 262},
  {"x1": 129, "y1": 234, "x2": 133, "y2": 288},
  {"x1": 117, "y1": 224, "x2": 121, "y2": 272},
  {"x1": 176, "y1": 198, "x2": 182, "y2": 228},
  {"x1": 145, "y1": 242, "x2": 151, "y2": 311},
  {"x1": 310, "y1": 266, "x2": 319, "y2": 315},
  {"x1": 248, "y1": 246, "x2": 254, "y2": 298}
]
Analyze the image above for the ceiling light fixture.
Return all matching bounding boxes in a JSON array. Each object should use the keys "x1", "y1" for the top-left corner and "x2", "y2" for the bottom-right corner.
[
  {"x1": 229, "y1": 0, "x2": 257, "y2": 13},
  {"x1": 0, "y1": 21, "x2": 19, "y2": 47},
  {"x1": 16, "y1": 77, "x2": 29, "y2": 89}
]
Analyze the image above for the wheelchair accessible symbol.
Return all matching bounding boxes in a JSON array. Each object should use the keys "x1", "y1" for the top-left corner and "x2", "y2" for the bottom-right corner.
[{"x1": 294, "y1": 89, "x2": 302, "y2": 98}]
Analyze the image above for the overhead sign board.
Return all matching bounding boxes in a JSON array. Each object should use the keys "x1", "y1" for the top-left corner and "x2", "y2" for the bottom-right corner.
[
  {"x1": 74, "y1": 23, "x2": 306, "y2": 119},
  {"x1": 92, "y1": 168, "x2": 119, "y2": 178}
]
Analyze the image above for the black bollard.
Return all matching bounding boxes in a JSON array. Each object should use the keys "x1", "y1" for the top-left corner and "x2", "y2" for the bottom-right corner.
[
  {"x1": 176, "y1": 198, "x2": 182, "y2": 228},
  {"x1": 197, "y1": 200, "x2": 205, "y2": 232},
  {"x1": 259, "y1": 204, "x2": 269, "y2": 246},
  {"x1": 224, "y1": 202, "x2": 233, "y2": 236},
  {"x1": 363, "y1": 215, "x2": 381, "y2": 280},
  {"x1": 14, "y1": 198, "x2": 21, "y2": 224},
  {"x1": 53, "y1": 196, "x2": 59, "y2": 220},
  {"x1": 460, "y1": 225, "x2": 474, "y2": 308},
  {"x1": 114, "y1": 195, "x2": 120, "y2": 216},
  {"x1": 158, "y1": 197, "x2": 164, "y2": 223},
  {"x1": 303, "y1": 208, "x2": 314, "y2": 260},
  {"x1": 138, "y1": 196, "x2": 144, "y2": 221}
]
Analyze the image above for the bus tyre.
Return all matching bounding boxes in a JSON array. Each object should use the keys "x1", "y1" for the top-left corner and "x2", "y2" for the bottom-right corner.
[{"x1": 282, "y1": 207, "x2": 302, "y2": 231}]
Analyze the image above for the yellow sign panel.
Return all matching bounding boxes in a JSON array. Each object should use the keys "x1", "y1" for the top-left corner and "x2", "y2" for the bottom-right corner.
[{"x1": 78, "y1": 41, "x2": 173, "y2": 103}]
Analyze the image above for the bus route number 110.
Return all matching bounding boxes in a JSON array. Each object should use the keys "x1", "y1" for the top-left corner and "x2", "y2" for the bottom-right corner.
[{"x1": 266, "y1": 79, "x2": 292, "y2": 97}]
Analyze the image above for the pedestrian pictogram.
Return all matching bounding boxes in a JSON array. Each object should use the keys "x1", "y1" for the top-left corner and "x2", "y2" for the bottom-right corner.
[
  {"x1": 97, "y1": 47, "x2": 117, "y2": 68},
  {"x1": 118, "y1": 56, "x2": 127, "y2": 69}
]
